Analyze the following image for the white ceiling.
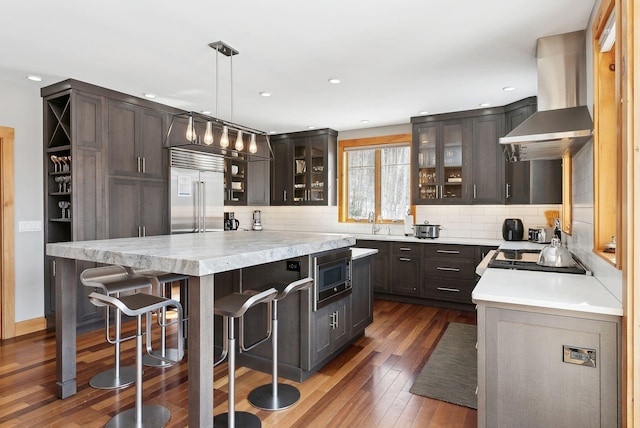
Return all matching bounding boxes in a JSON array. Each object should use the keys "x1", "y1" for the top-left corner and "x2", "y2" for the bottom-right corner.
[{"x1": 0, "y1": 0, "x2": 595, "y2": 134}]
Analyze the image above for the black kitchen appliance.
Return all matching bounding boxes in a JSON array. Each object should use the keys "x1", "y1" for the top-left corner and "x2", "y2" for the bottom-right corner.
[
  {"x1": 487, "y1": 249, "x2": 589, "y2": 275},
  {"x1": 312, "y1": 249, "x2": 352, "y2": 311},
  {"x1": 502, "y1": 218, "x2": 524, "y2": 241},
  {"x1": 224, "y1": 212, "x2": 239, "y2": 230}
]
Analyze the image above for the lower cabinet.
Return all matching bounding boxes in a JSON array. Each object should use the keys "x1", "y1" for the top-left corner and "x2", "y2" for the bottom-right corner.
[
  {"x1": 108, "y1": 177, "x2": 167, "y2": 238},
  {"x1": 351, "y1": 255, "x2": 374, "y2": 334},
  {"x1": 422, "y1": 244, "x2": 477, "y2": 303},
  {"x1": 354, "y1": 240, "x2": 389, "y2": 293},
  {"x1": 477, "y1": 303, "x2": 620, "y2": 427},
  {"x1": 390, "y1": 242, "x2": 421, "y2": 296},
  {"x1": 310, "y1": 297, "x2": 351, "y2": 368}
]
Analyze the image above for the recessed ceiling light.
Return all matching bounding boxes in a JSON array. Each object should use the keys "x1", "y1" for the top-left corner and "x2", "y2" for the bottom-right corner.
[
  {"x1": 307, "y1": 126, "x2": 316, "y2": 130},
  {"x1": 479, "y1": 102, "x2": 491, "y2": 107},
  {"x1": 26, "y1": 75, "x2": 42, "y2": 82},
  {"x1": 259, "y1": 92, "x2": 271, "y2": 97},
  {"x1": 201, "y1": 110, "x2": 211, "y2": 115},
  {"x1": 502, "y1": 86, "x2": 516, "y2": 92},
  {"x1": 419, "y1": 111, "x2": 429, "y2": 115},
  {"x1": 328, "y1": 78, "x2": 341, "y2": 84},
  {"x1": 361, "y1": 120, "x2": 369, "y2": 124},
  {"x1": 143, "y1": 93, "x2": 156, "y2": 99},
  {"x1": 269, "y1": 131, "x2": 277, "y2": 134}
]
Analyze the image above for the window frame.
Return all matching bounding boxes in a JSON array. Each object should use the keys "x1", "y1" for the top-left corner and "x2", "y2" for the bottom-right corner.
[{"x1": 338, "y1": 133, "x2": 415, "y2": 223}]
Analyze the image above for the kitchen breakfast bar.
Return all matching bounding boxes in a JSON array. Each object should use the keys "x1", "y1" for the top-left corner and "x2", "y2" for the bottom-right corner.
[{"x1": 46, "y1": 231, "x2": 356, "y2": 427}]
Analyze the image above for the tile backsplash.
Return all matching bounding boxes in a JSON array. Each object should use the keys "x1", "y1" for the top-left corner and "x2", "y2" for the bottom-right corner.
[{"x1": 230, "y1": 204, "x2": 559, "y2": 240}]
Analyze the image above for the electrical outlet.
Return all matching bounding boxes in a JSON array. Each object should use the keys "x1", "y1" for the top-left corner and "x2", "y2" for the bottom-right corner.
[{"x1": 286, "y1": 260, "x2": 301, "y2": 272}]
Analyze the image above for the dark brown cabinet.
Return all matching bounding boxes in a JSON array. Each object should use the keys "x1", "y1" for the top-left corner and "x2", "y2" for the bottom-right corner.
[
  {"x1": 422, "y1": 244, "x2": 477, "y2": 303},
  {"x1": 42, "y1": 79, "x2": 174, "y2": 331},
  {"x1": 108, "y1": 100, "x2": 167, "y2": 180},
  {"x1": 309, "y1": 296, "x2": 350, "y2": 368},
  {"x1": 351, "y1": 255, "x2": 373, "y2": 334},
  {"x1": 390, "y1": 242, "x2": 421, "y2": 296},
  {"x1": 354, "y1": 240, "x2": 390, "y2": 293},
  {"x1": 270, "y1": 128, "x2": 337, "y2": 206},
  {"x1": 471, "y1": 113, "x2": 504, "y2": 204},
  {"x1": 413, "y1": 118, "x2": 471, "y2": 204}
]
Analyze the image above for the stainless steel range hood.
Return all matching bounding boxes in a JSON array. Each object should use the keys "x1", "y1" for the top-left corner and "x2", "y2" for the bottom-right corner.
[{"x1": 500, "y1": 31, "x2": 593, "y2": 161}]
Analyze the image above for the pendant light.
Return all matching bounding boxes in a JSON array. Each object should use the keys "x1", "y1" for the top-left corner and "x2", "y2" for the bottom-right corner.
[
  {"x1": 203, "y1": 121, "x2": 214, "y2": 145},
  {"x1": 235, "y1": 130, "x2": 244, "y2": 151},
  {"x1": 249, "y1": 133, "x2": 258, "y2": 154},
  {"x1": 185, "y1": 114, "x2": 197, "y2": 142},
  {"x1": 220, "y1": 125, "x2": 230, "y2": 148}
]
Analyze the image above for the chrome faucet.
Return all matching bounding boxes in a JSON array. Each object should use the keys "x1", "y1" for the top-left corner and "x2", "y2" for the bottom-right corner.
[{"x1": 368, "y1": 211, "x2": 380, "y2": 235}]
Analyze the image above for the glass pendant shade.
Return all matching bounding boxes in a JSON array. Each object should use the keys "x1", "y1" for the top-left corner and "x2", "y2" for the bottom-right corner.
[
  {"x1": 203, "y1": 121, "x2": 214, "y2": 145},
  {"x1": 186, "y1": 115, "x2": 197, "y2": 142},
  {"x1": 235, "y1": 130, "x2": 244, "y2": 151},
  {"x1": 249, "y1": 133, "x2": 258, "y2": 153},
  {"x1": 220, "y1": 126, "x2": 230, "y2": 148}
]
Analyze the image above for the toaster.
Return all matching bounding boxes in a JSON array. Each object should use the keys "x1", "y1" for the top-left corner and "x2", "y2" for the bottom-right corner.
[{"x1": 528, "y1": 226, "x2": 554, "y2": 243}]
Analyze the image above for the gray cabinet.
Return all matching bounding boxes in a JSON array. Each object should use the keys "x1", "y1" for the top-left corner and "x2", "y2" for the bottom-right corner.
[
  {"x1": 351, "y1": 256, "x2": 373, "y2": 334},
  {"x1": 309, "y1": 296, "x2": 350, "y2": 368},
  {"x1": 471, "y1": 113, "x2": 504, "y2": 204},
  {"x1": 109, "y1": 177, "x2": 167, "y2": 238},
  {"x1": 107, "y1": 100, "x2": 167, "y2": 180},
  {"x1": 354, "y1": 240, "x2": 390, "y2": 293},
  {"x1": 422, "y1": 244, "x2": 477, "y2": 303},
  {"x1": 477, "y1": 304, "x2": 620, "y2": 427},
  {"x1": 270, "y1": 128, "x2": 337, "y2": 206},
  {"x1": 390, "y1": 242, "x2": 421, "y2": 296}
]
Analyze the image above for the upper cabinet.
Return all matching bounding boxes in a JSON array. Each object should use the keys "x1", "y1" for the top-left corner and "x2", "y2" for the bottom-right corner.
[
  {"x1": 270, "y1": 128, "x2": 337, "y2": 206},
  {"x1": 413, "y1": 118, "x2": 471, "y2": 204}
]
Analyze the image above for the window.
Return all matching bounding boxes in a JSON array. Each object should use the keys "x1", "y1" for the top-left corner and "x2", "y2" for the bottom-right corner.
[{"x1": 338, "y1": 134, "x2": 413, "y2": 222}]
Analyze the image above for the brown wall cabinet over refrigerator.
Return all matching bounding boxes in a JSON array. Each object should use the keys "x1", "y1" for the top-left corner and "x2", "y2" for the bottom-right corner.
[
  {"x1": 270, "y1": 128, "x2": 337, "y2": 206},
  {"x1": 42, "y1": 79, "x2": 175, "y2": 331}
]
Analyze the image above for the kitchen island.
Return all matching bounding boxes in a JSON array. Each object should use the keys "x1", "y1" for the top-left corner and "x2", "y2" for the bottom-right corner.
[{"x1": 46, "y1": 230, "x2": 355, "y2": 428}]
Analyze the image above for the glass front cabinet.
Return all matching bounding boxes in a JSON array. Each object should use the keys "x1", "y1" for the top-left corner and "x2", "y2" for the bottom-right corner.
[{"x1": 412, "y1": 118, "x2": 471, "y2": 204}]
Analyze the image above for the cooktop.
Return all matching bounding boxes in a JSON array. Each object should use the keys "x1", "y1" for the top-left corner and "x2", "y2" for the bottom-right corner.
[{"x1": 488, "y1": 249, "x2": 590, "y2": 275}]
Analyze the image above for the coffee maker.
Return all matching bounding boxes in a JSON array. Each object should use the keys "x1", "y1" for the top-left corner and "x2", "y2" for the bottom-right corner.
[
  {"x1": 224, "y1": 212, "x2": 239, "y2": 230},
  {"x1": 252, "y1": 210, "x2": 263, "y2": 231}
]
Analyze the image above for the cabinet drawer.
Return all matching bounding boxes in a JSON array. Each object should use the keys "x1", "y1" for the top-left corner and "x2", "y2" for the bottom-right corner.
[
  {"x1": 423, "y1": 244, "x2": 474, "y2": 259},
  {"x1": 391, "y1": 242, "x2": 421, "y2": 254},
  {"x1": 422, "y1": 279, "x2": 475, "y2": 303},
  {"x1": 424, "y1": 258, "x2": 475, "y2": 279}
]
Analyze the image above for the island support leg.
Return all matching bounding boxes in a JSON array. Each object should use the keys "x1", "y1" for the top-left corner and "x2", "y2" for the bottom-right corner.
[
  {"x1": 188, "y1": 274, "x2": 215, "y2": 427},
  {"x1": 55, "y1": 257, "x2": 77, "y2": 398}
]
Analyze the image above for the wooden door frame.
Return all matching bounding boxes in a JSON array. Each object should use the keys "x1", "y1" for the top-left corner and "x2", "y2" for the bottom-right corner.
[{"x1": 0, "y1": 126, "x2": 15, "y2": 339}]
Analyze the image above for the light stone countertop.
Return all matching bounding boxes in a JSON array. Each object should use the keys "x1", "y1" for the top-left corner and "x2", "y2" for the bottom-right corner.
[
  {"x1": 46, "y1": 230, "x2": 356, "y2": 277},
  {"x1": 351, "y1": 247, "x2": 378, "y2": 260},
  {"x1": 473, "y1": 240, "x2": 623, "y2": 317}
]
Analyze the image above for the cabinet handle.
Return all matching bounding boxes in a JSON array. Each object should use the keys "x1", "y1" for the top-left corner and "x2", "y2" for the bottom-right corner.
[
  {"x1": 52, "y1": 259, "x2": 56, "y2": 276},
  {"x1": 142, "y1": 157, "x2": 146, "y2": 173},
  {"x1": 283, "y1": 190, "x2": 287, "y2": 202},
  {"x1": 473, "y1": 184, "x2": 477, "y2": 199},
  {"x1": 399, "y1": 257, "x2": 412, "y2": 262},
  {"x1": 138, "y1": 226, "x2": 142, "y2": 237},
  {"x1": 399, "y1": 247, "x2": 412, "y2": 251},
  {"x1": 142, "y1": 226, "x2": 146, "y2": 237},
  {"x1": 436, "y1": 249, "x2": 460, "y2": 254},
  {"x1": 436, "y1": 266, "x2": 460, "y2": 272},
  {"x1": 506, "y1": 183, "x2": 511, "y2": 199},
  {"x1": 440, "y1": 185, "x2": 443, "y2": 199},
  {"x1": 436, "y1": 287, "x2": 460, "y2": 292},
  {"x1": 137, "y1": 156, "x2": 141, "y2": 173}
]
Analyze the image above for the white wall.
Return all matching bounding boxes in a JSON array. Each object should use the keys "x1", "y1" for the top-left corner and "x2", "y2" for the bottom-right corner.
[{"x1": 0, "y1": 78, "x2": 45, "y2": 322}]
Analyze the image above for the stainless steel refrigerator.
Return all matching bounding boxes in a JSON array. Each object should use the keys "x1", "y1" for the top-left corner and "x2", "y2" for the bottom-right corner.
[{"x1": 169, "y1": 148, "x2": 225, "y2": 233}]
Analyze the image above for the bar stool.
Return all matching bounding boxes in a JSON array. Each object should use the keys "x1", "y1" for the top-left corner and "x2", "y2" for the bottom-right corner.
[
  {"x1": 80, "y1": 266, "x2": 156, "y2": 389},
  {"x1": 131, "y1": 269, "x2": 189, "y2": 368},
  {"x1": 245, "y1": 277, "x2": 314, "y2": 411},
  {"x1": 213, "y1": 287, "x2": 279, "y2": 428},
  {"x1": 88, "y1": 291, "x2": 184, "y2": 428}
]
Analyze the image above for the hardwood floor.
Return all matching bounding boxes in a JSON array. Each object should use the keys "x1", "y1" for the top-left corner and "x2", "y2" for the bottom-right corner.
[{"x1": 0, "y1": 300, "x2": 477, "y2": 427}]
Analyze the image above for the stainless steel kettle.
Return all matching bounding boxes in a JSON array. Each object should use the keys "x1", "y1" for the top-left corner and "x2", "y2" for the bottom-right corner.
[{"x1": 537, "y1": 237, "x2": 575, "y2": 267}]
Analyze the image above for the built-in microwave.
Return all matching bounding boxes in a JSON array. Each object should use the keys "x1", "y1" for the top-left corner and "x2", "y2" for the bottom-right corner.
[{"x1": 312, "y1": 249, "x2": 351, "y2": 311}]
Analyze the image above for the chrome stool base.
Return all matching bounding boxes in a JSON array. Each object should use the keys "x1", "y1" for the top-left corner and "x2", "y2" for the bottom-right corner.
[
  {"x1": 89, "y1": 366, "x2": 136, "y2": 389},
  {"x1": 248, "y1": 383, "x2": 300, "y2": 411},
  {"x1": 213, "y1": 411, "x2": 261, "y2": 428},
  {"x1": 142, "y1": 349, "x2": 180, "y2": 368},
  {"x1": 106, "y1": 404, "x2": 170, "y2": 428}
]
